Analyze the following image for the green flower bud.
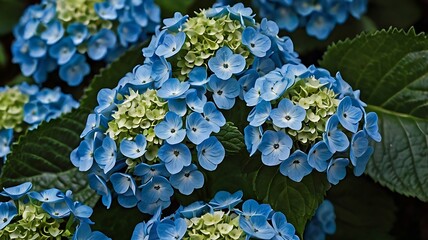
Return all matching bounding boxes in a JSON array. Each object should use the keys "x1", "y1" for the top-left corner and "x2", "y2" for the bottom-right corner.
[{"x1": 0, "y1": 87, "x2": 29, "y2": 132}]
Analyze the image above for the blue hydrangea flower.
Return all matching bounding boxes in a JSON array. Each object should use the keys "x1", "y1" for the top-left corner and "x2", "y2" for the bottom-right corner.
[
  {"x1": 242, "y1": 27, "x2": 272, "y2": 57},
  {"x1": 304, "y1": 200, "x2": 336, "y2": 240},
  {"x1": 155, "y1": 32, "x2": 186, "y2": 58},
  {"x1": 196, "y1": 136, "x2": 225, "y2": 171},
  {"x1": 208, "y1": 46, "x2": 246, "y2": 80},
  {"x1": 209, "y1": 190, "x2": 243, "y2": 210},
  {"x1": 323, "y1": 115, "x2": 350, "y2": 153},
  {"x1": 120, "y1": 134, "x2": 147, "y2": 159},
  {"x1": 170, "y1": 164, "x2": 204, "y2": 195},
  {"x1": 186, "y1": 112, "x2": 212, "y2": 145},
  {"x1": 280, "y1": 150, "x2": 312, "y2": 182},
  {"x1": 270, "y1": 98, "x2": 306, "y2": 130},
  {"x1": 12, "y1": 0, "x2": 160, "y2": 85},
  {"x1": 94, "y1": 136, "x2": 117, "y2": 174},
  {"x1": 258, "y1": 130, "x2": 292, "y2": 166},
  {"x1": 156, "y1": 219, "x2": 187, "y2": 240},
  {"x1": 208, "y1": 75, "x2": 240, "y2": 110},
  {"x1": 154, "y1": 112, "x2": 186, "y2": 144},
  {"x1": 158, "y1": 143, "x2": 192, "y2": 175},
  {"x1": 326, "y1": 158, "x2": 350, "y2": 185}
]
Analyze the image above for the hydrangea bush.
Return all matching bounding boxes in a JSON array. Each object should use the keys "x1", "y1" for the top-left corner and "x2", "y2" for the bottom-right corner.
[
  {"x1": 71, "y1": 3, "x2": 301, "y2": 215},
  {"x1": 0, "y1": 83, "x2": 78, "y2": 160},
  {"x1": 216, "y1": 0, "x2": 367, "y2": 39},
  {"x1": 131, "y1": 191, "x2": 299, "y2": 240},
  {"x1": 0, "y1": 182, "x2": 109, "y2": 239},
  {"x1": 11, "y1": 0, "x2": 160, "y2": 86}
]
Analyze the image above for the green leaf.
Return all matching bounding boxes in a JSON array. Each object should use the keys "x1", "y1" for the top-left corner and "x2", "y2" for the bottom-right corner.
[
  {"x1": 204, "y1": 153, "x2": 330, "y2": 236},
  {"x1": 0, "y1": 43, "x2": 146, "y2": 206},
  {"x1": 213, "y1": 122, "x2": 245, "y2": 154},
  {"x1": 327, "y1": 175, "x2": 396, "y2": 240},
  {"x1": 319, "y1": 28, "x2": 428, "y2": 201},
  {"x1": 0, "y1": 0, "x2": 25, "y2": 35},
  {"x1": 0, "y1": 108, "x2": 99, "y2": 206}
]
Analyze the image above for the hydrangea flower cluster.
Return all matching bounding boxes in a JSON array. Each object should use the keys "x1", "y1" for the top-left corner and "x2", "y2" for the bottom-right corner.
[
  {"x1": 12, "y1": 0, "x2": 160, "y2": 86},
  {"x1": 131, "y1": 191, "x2": 299, "y2": 240},
  {"x1": 216, "y1": 0, "x2": 367, "y2": 39},
  {"x1": 0, "y1": 182, "x2": 110, "y2": 239},
  {"x1": 304, "y1": 200, "x2": 336, "y2": 240},
  {"x1": 71, "y1": 3, "x2": 300, "y2": 215},
  {"x1": 0, "y1": 83, "x2": 78, "y2": 159},
  {"x1": 243, "y1": 64, "x2": 381, "y2": 185}
]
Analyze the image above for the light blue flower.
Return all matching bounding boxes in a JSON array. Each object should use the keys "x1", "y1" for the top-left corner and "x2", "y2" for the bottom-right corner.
[
  {"x1": 110, "y1": 173, "x2": 137, "y2": 195},
  {"x1": 349, "y1": 130, "x2": 368, "y2": 166},
  {"x1": 247, "y1": 100, "x2": 272, "y2": 127},
  {"x1": 258, "y1": 130, "x2": 292, "y2": 166},
  {"x1": 353, "y1": 146, "x2": 373, "y2": 177},
  {"x1": 170, "y1": 164, "x2": 204, "y2": 195},
  {"x1": 244, "y1": 77, "x2": 264, "y2": 106},
  {"x1": 158, "y1": 143, "x2": 192, "y2": 175},
  {"x1": 163, "y1": 12, "x2": 189, "y2": 31},
  {"x1": 196, "y1": 136, "x2": 225, "y2": 171},
  {"x1": 155, "y1": 112, "x2": 186, "y2": 145},
  {"x1": 138, "y1": 199, "x2": 171, "y2": 215},
  {"x1": 140, "y1": 176, "x2": 174, "y2": 203},
  {"x1": 0, "y1": 129, "x2": 13, "y2": 158},
  {"x1": 157, "y1": 78, "x2": 189, "y2": 99},
  {"x1": 280, "y1": 150, "x2": 312, "y2": 182},
  {"x1": 89, "y1": 173, "x2": 112, "y2": 208},
  {"x1": 323, "y1": 115, "x2": 349, "y2": 153},
  {"x1": 364, "y1": 112, "x2": 381, "y2": 142},
  {"x1": 120, "y1": 134, "x2": 147, "y2": 158},
  {"x1": 155, "y1": 32, "x2": 186, "y2": 58},
  {"x1": 134, "y1": 163, "x2": 170, "y2": 184},
  {"x1": 179, "y1": 201, "x2": 211, "y2": 219},
  {"x1": 0, "y1": 182, "x2": 32, "y2": 200},
  {"x1": 270, "y1": 98, "x2": 306, "y2": 130},
  {"x1": 271, "y1": 212, "x2": 298, "y2": 240},
  {"x1": 59, "y1": 54, "x2": 90, "y2": 86},
  {"x1": 209, "y1": 190, "x2": 243, "y2": 210},
  {"x1": 167, "y1": 98, "x2": 187, "y2": 117},
  {"x1": 186, "y1": 112, "x2": 212, "y2": 145},
  {"x1": 118, "y1": 22, "x2": 142, "y2": 46},
  {"x1": 28, "y1": 36, "x2": 47, "y2": 58},
  {"x1": 87, "y1": 29, "x2": 117, "y2": 60},
  {"x1": 151, "y1": 58, "x2": 172, "y2": 87},
  {"x1": 0, "y1": 202, "x2": 17, "y2": 230},
  {"x1": 239, "y1": 215, "x2": 276, "y2": 239},
  {"x1": 156, "y1": 218, "x2": 187, "y2": 240},
  {"x1": 94, "y1": 1, "x2": 117, "y2": 20},
  {"x1": 67, "y1": 23, "x2": 88, "y2": 45},
  {"x1": 208, "y1": 46, "x2": 246, "y2": 80},
  {"x1": 326, "y1": 158, "x2": 349, "y2": 185},
  {"x1": 40, "y1": 20, "x2": 64, "y2": 45},
  {"x1": 239, "y1": 199, "x2": 272, "y2": 218},
  {"x1": 94, "y1": 136, "x2": 117, "y2": 174},
  {"x1": 242, "y1": 27, "x2": 271, "y2": 57},
  {"x1": 73, "y1": 223, "x2": 111, "y2": 240},
  {"x1": 28, "y1": 188, "x2": 63, "y2": 203},
  {"x1": 202, "y1": 101, "x2": 226, "y2": 133},
  {"x1": 208, "y1": 75, "x2": 240, "y2": 110},
  {"x1": 244, "y1": 125, "x2": 263, "y2": 156},
  {"x1": 188, "y1": 66, "x2": 209, "y2": 86},
  {"x1": 307, "y1": 141, "x2": 334, "y2": 172},
  {"x1": 185, "y1": 89, "x2": 207, "y2": 113},
  {"x1": 336, "y1": 96, "x2": 362, "y2": 133},
  {"x1": 49, "y1": 37, "x2": 76, "y2": 65},
  {"x1": 306, "y1": 13, "x2": 336, "y2": 40}
]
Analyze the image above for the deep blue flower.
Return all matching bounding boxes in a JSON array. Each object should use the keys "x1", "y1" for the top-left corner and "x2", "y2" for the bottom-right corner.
[
  {"x1": 49, "y1": 37, "x2": 76, "y2": 65},
  {"x1": 28, "y1": 188, "x2": 63, "y2": 202},
  {"x1": 247, "y1": 100, "x2": 272, "y2": 127},
  {"x1": 0, "y1": 182, "x2": 32, "y2": 200},
  {"x1": 120, "y1": 134, "x2": 147, "y2": 158},
  {"x1": 353, "y1": 146, "x2": 373, "y2": 177},
  {"x1": 280, "y1": 150, "x2": 312, "y2": 182},
  {"x1": 157, "y1": 78, "x2": 189, "y2": 99},
  {"x1": 239, "y1": 215, "x2": 276, "y2": 239},
  {"x1": 306, "y1": 13, "x2": 336, "y2": 40},
  {"x1": 59, "y1": 54, "x2": 90, "y2": 86},
  {"x1": 118, "y1": 22, "x2": 142, "y2": 46},
  {"x1": 209, "y1": 190, "x2": 243, "y2": 210},
  {"x1": 94, "y1": 136, "x2": 117, "y2": 174},
  {"x1": 326, "y1": 158, "x2": 349, "y2": 185},
  {"x1": 170, "y1": 164, "x2": 204, "y2": 195},
  {"x1": 202, "y1": 101, "x2": 226, "y2": 133},
  {"x1": 270, "y1": 98, "x2": 306, "y2": 130},
  {"x1": 196, "y1": 136, "x2": 225, "y2": 171},
  {"x1": 156, "y1": 218, "x2": 187, "y2": 240},
  {"x1": 110, "y1": 173, "x2": 137, "y2": 195},
  {"x1": 134, "y1": 163, "x2": 170, "y2": 184},
  {"x1": 364, "y1": 112, "x2": 381, "y2": 142},
  {"x1": 244, "y1": 125, "x2": 263, "y2": 156},
  {"x1": 307, "y1": 141, "x2": 334, "y2": 172},
  {"x1": 154, "y1": 112, "x2": 186, "y2": 144},
  {"x1": 186, "y1": 112, "x2": 212, "y2": 145},
  {"x1": 41, "y1": 20, "x2": 64, "y2": 45},
  {"x1": 271, "y1": 212, "x2": 298, "y2": 240},
  {"x1": 158, "y1": 143, "x2": 191, "y2": 174},
  {"x1": 242, "y1": 27, "x2": 271, "y2": 57},
  {"x1": 28, "y1": 36, "x2": 47, "y2": 58},
  {"x1": 71, "y1": 140, "x2": 95, "y2": 171},
  {"x1": 67, "y1": 23, "x2": 88, "y2": 45},
  {"x1": 188, "y1": 66, "x2": 209, "y2": 86},
  {"x1": 350, "y1": 130, "x2": 369, "y2": 166},
  {"x1": 138, "y1": 198, "x2": 171, "y2": 215},
  {"x1": 140, "y1": 176, "x2": 174, "y2": 203},
  {"x1": 87, "y1": 29, "x2": 117, "y2": 60},
  {"x1": 155, "y1": 32, "x2": 186, "y2": 58},
  {"x1": 94, "y1": 1, "x2": 117, "y2": 20},
  {"x1": 258, "y1": 130, "x2": 292, "y2": 166},
  {"x1": 238, "y1": 70, "x2": 258, "y2": 99},
  {"x1": 180, "y1": 201, "x2": 211, "y2": 219},
  {"x1": 208, "y1": 46, "x2": 246, "y2": 80},
  {"x1": 0, "y1": 202, "x2": 17, "y2": 230},
  {"x1": 315, "y1": 200, "x2": 336, "y2": 234},
  {"x1": 336, "y1": 96, "x2": 362, "y2": 133},
  {"x1": 323, "y1": 115, "x2": 350, "y2": 153},
  {"x1": 89, "y1": 173, "x2": 112, "y2": 208},
  {"x1": 168, "y1": 98, "x2": 187, "y2": 117}
]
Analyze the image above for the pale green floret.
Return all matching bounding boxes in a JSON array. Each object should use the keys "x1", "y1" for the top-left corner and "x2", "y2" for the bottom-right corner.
[
  {"x1": 56, "y1": 0, "x2": 112, "y2": 34},
  {"x1": 285, "y1": 77, "x2": 339, "y2": 144},
  {"x1": 174, "y1": 10, "x2": 253, "y2": 79},
  {"x1": 183, "y1": 211, "x2": 245, "y2": 240},
  {"x1": 0, "y1": 87, "x2": 29, "y2": 132},
  {"x1": 0, "y1": 203, "x2": 71, "y2": 239},
  {"x1": 106, "y1": 89, "x2": 167, "y2": 163}
]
